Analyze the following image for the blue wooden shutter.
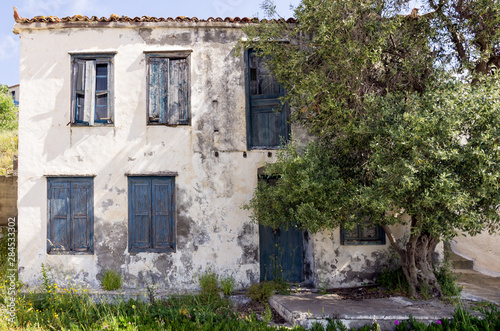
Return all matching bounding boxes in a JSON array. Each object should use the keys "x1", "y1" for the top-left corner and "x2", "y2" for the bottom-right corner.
[
  {"x1": 168, "y1": 58, "x2": 189, "y2": 125},
  {"x1": 151, "y1": 177, "x2": 175, "y2": 251},
  {"x1": 247, "y1": 51, "x2": 288, "y2": 148},
  {"x1": 48, "y1": 180, "x2": 71, "y2": 252},
  {"x1": 129, "y1": 178, "x2": 152, "y2": 251},
  {"x1": 73, "y1": 59, "x2": 86, "y2": 123},
  {"x1": 148, "y1": 58, "x2": 169, "y2": 124},
  {"x1": 71, "y1": 180, "x2": 93, "y2": 252}
]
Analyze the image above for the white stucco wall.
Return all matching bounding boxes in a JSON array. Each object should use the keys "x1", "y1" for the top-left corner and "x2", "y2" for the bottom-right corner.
[
  {"x1": 452, "y1": 232, "x2": 500, "y2": 276},
  {"x1": 16, "y1": 21, "x2": 406, "y2": 291}
]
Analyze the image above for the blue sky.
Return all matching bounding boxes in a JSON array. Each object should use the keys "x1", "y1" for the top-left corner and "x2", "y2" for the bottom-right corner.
[{"x1": 0, "y1": 0, "x2": 300, "y2": 86}]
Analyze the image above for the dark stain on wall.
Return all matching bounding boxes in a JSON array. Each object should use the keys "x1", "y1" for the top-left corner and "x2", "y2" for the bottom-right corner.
[
  {"x1": 95, "y1": 219, "x2": 128, "y2": 280},
  {"x1": 237, "y1": 223, "x2": 258, "y2": 264},
  {"x1": 138, "y1": 28, "x2": 193, "y2": 45}
]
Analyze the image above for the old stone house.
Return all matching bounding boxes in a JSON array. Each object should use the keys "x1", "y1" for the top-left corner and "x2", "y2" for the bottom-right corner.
[{"x1": 14, "y1": 11, "x2": 405, "y2": 291}]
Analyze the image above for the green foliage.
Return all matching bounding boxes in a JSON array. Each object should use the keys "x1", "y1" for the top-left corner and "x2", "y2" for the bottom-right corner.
[
  {"x1": 377, "y1": 267, "x2": 409, "y2": 294},
  {"x1": 248, "y1": 282, "x2": 277, "y2": 304},
  {"x1": 220, "y1": 275, "x2": 236, "y2": 296},
  {"x1": 0, "y1": 228, "x2": 11, "y2": 280},
  {"x1": 435, "y1": 263, "x2": 461, "y2": 298},
  {"x1": 198, "y1": 270, "x2": 219, "y2": 299},
  {"x1": 0, "y1": 130, "x2": 17, "y2": 176},
  {"x1": 0, "y1": 85, "x2": 17, "y2": 131},
  {"x1": 101, "y1": 270, "x2": 123, "y2": 291}
]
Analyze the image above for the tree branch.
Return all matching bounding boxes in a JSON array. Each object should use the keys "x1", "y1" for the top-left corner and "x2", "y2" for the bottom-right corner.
[{"x1": 381, "y1": 224, "x2": 404, "y2": 256}]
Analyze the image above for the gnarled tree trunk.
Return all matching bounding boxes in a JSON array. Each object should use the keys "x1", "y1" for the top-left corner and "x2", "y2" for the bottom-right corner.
[{"x1": 382, "y1": 217, "x2": 442, "y2": 298}]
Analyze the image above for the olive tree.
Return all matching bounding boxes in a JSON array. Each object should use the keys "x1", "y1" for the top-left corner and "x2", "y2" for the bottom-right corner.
[{"x1": 242, "y1": 0, "x2": 500, "y2": 298}]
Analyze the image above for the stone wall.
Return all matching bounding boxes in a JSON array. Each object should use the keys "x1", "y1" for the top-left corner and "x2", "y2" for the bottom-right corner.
[{"x1": 0, "y1": 176, "x2": 17, "y2": 226}]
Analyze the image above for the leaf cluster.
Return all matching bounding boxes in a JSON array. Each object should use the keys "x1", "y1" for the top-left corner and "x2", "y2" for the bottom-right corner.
[{"x1": 0, "y1": 85, "x2": 17, "y2": 131}]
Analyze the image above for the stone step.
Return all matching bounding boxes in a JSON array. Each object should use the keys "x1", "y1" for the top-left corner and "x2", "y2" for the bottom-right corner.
[{"x1": 449, "y1": 251, "x2": 474, "y2": 270}]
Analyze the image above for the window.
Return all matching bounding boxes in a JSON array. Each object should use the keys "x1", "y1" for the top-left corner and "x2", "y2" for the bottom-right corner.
[
  {"x1": 246, "y1": 50, "x2": 289, "y2": 149},
  {"x1": 47, "y1": 177, "x2": 94, "y2": 254},
  {"x1": 128, "y1": 176, "x2": 176, "y2": 252},
  {"x1": 147, "y1": 53, "x2": 190, "y2": 125},
  {"x1": 71, "y1": 55, "x2": 114, "y2": 125},
  {"x1": 341, "y1": 217, "x2": 385, "y2": 245}
]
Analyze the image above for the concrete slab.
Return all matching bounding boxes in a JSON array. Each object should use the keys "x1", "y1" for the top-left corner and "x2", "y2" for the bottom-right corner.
[
  {"x1": 456, "y1": 270, "x2": 500, "y2": 305},
  {"x1": 270, "y1": 294, "x2": 482, "y2": 330}
]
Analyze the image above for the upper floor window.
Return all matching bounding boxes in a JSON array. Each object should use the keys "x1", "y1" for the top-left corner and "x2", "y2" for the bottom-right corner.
[
  {"x1": 147, "y1": 52, "x2": 191, "y2": 125},
  {"x1": 246, "y1": 50, "x2": 289, "y2": 149},
  {"x1": 71, "y1": 54, "x2": 114, "y2": 126}
]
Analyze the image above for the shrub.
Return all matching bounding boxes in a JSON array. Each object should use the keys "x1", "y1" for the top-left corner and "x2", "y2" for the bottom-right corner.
[
  {"x1": 377, "y1": 267, "x2": 409, "y2": 294},
  {"x1": 101, "y1": 270, "x2": 123, "y2": 291},
  {"x1": 435, "y1": 262, "x2": 461, "y2": 297},
  {"x1": 198, "y1": 270, "x2": 219, "y2": 298},
  {"x1": 220, "y1": 275, "x2": 236, "y2": 296},
  {"x1": 248, "y1": 282, "x2": 277, "y2": 304}
]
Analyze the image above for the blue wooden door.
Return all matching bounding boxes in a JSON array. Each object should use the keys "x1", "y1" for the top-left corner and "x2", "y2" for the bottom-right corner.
[{"x1": 259, "y1": 224, "x2": 304, "y2": 282}]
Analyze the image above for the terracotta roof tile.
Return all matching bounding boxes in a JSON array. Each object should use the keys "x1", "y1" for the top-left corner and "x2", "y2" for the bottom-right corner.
[{"x1": 13, "y1": 7, "x2": 296, "y2": 25}]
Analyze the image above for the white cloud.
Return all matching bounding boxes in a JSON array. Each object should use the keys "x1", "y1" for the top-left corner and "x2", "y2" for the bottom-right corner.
[
  {"x1": 0, "y1": 35, "x2": 19, "y2": 61},
  {"x1": 19, "y1": 0, "x2": 109, "y2": 18},
  {"x1": 20, "y1": 0, "x2": 69, "y2": 17}
]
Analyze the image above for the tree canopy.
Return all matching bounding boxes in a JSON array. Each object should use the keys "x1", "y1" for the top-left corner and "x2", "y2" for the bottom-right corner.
[
  {"x1": 241, "y1": 0, "x2": 500, "y2": 298},
  {"x1": 0, "y1": 85, "x2": 18, "y2": 131}
]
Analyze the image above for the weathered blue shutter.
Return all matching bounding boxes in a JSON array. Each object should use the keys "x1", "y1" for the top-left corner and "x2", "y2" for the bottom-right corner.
[
  {"x1": 151, "y1": 177, "x2": 175, "y2": 251},
  {"x1": 148, "y1": 58, "x2": 169, "y2": 124},
  {"x1": 129, "y1": 178, "x2": 152, "y2": 251},
  {"x1": 73, "y1": 60, "x2": 86, "y2": 123},
  {"x1": 168, "y1": 58, "x2": 189, "y2": 125},
  {"x1": 48, "y1": 180, "x2": 71, "y2": 252},
  {"x1": 71, "y1": 180, "x2": 93, "y2": 252},
  {"x1": 247, "y1": 51, "x2": 288, "y2": 149}
]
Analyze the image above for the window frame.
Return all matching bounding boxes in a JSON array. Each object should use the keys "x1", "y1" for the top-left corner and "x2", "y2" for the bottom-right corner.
[
  {"x1": 128, "y1": 176, "x2": 176, "y2": 253},
  {"x1": 245, "y1": 49, "x2": 290, "y2": 150},
  {"x1": 47, "y1": 177, "x2": 94, "y2": 254},
  {"x1": 341, "y1": 224, "x2": 386, "y2": 245},
  {"x1": 70, "y1": 53, "x2": 115, "y2": 126},
  {"x1": 145, "y1": 51, "x2": 191, "y2": 126}
]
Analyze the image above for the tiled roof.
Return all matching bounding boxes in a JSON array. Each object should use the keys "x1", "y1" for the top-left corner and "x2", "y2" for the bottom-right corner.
[{"x1": 13, "y1": 8, "x2": 296, "y2": 24}]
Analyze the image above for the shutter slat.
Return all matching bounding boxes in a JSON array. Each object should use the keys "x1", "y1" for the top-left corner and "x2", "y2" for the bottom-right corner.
[
  {"x1": 129, "y1": 178, "x2": 152, "y2": 250},
  {"x1": 151, "y1": 177, "x2": 174, "y2": 250},
  {"x1": 84, "y1": 61, "x2": 96, "y2": 125},
  {"x1": 148, "y1": 58, "x2": 168, "y2": 124},
  {"x1": 71, "y1": 181, "x2": 91, "y2": 252},
  {"x1": 168, "y1": 58, "x2": 189, "y2": 125},
  {"x1": 48, "y1": 181, "x2": 71, "y2": 252}
]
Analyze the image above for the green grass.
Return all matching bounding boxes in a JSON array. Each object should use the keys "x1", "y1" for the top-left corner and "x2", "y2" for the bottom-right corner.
[
  {"x1": 0, "y1": 229, "x2": 498, "y2": 330},
  {"x1": 101, "y1": 270, "x2": 123, "y2": 291}
]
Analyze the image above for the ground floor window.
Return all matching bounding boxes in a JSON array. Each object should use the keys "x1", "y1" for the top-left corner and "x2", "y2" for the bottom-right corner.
[
  {"x1": 47, "y1": 177, "x2": 94, "y2": 254},
  {"x1": 341, "y1": 218, "x2": 385, "y2": 245},
  {"x1": 128, "y1": 176, "x2": 176, "y2": 252}
]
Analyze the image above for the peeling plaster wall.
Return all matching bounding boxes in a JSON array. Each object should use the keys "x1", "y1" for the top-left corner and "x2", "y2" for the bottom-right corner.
[
  {"x1": 17, "y1": 22, "x2": 411, "y2": 291},
  {"x1": 310, "y1": 224, "x2": 408, "y2": 288}
]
